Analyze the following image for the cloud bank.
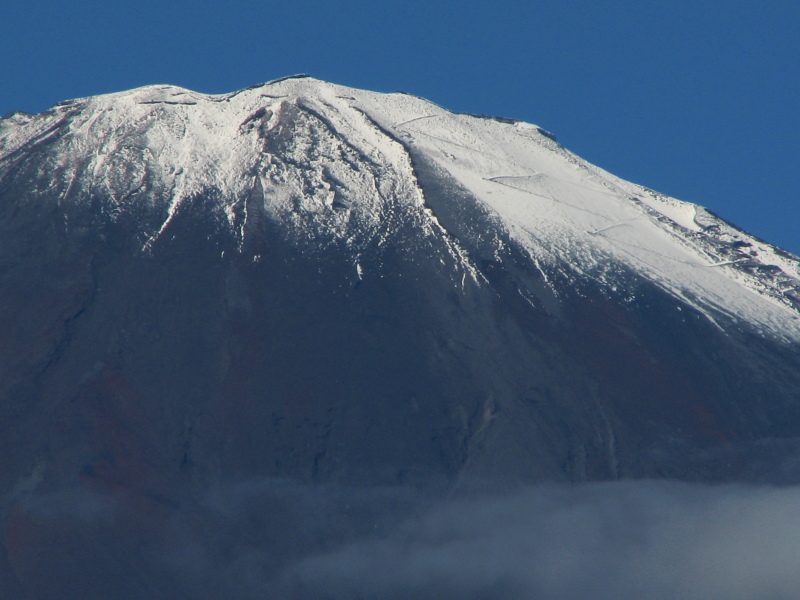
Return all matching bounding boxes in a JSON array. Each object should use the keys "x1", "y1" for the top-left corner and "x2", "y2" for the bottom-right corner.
[
  {"x1": 6, "y1": 479, "x2": 800, "y2": 599},
  {"x1": 273, "y1": 481, "x2": 800, "y2": 600}
]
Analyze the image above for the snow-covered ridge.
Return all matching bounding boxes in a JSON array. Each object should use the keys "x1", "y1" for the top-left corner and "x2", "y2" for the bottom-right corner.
[{"x1": 1, "y1": 76, "x2": 799, "y2": 340}]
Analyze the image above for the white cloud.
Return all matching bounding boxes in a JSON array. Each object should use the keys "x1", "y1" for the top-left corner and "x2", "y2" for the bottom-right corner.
[{"x1": 277, "y1": 481, "x2": 800, "y2": 600}]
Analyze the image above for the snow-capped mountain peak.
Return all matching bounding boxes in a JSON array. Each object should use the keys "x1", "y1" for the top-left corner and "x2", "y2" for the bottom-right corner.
[
  {"x1": 1, "y1": 75, "x2": 799, "y2": 342},
  {"x1": 5, "y1": 78, "x2": 800, "y2": 597}
]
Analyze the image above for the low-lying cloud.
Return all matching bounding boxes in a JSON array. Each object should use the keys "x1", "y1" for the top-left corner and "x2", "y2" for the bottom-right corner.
[
  {"x1": 6, "y1": 479, "x2": 800, "y2": 599},
  {"x1": 274, "y1": 481, "x2": 800, "y2": 600}
]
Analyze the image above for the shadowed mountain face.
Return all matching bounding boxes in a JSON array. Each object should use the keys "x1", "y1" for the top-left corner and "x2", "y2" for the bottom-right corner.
[{"x1": 2, "y1": 76, "x2": 800, "y2": 597}]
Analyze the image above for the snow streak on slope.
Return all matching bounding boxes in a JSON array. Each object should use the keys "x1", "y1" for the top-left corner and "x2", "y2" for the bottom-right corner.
[
  {"x1": 351, "y1": 90, "x2": 800, "y2": 342},
  {"x1": 1, "y1": 76, "x2": 798, "y2": 341},
  {"x1": 0, "y1": 78, "x2": 480, "y2": 284}
]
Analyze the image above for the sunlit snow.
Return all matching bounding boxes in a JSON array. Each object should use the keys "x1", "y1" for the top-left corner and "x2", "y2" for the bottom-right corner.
[{"x1": 1, "y1": 75, "x2": 798, "y2": 341}]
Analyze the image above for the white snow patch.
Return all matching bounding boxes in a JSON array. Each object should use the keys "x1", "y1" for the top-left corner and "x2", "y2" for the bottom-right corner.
[{"x1": 3, "y1": 77, "x2": 799, "y2": 341}]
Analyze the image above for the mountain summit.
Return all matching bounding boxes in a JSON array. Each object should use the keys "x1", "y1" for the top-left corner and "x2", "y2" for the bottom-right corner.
[
  {"x1": 4, "y1": 75, "x2": 798, "y2": 336},
  {"x1": 2, "y1": 76, "x2": 800, "y2": 597}
]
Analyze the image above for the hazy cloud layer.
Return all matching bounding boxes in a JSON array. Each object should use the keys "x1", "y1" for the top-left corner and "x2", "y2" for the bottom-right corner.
[
  {"x1": 6, "y1": 479, "x2": 800, "y2": 599},
  {"x1": 273, "y1": 481, "x2": 800, "y2": 600}
]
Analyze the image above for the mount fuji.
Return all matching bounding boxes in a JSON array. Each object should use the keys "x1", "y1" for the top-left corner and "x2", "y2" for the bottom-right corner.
[{"x1": 2, "y1": 75, "x2": 800, "y2": 598}]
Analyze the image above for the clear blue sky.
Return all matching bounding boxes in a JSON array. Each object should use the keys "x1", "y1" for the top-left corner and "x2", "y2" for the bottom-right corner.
[{"x1": 2, "y1": 0, "x2": 798, "y2": 254}]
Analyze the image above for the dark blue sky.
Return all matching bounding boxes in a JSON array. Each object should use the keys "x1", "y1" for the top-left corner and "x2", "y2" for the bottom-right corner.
[{"x1": 3, "y1": 0, "x2": 797, "y2": 254}]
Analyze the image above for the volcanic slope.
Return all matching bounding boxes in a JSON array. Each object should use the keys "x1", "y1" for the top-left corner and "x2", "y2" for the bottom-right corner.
[{"x1": 2, "y1": 75, "x2": 800, "y2": 597}]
